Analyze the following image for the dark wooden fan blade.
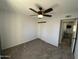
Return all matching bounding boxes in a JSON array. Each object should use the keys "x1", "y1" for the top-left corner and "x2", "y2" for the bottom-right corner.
[
  {"x1": 43, "y1": 14, "x2": 52, "y2": 17},
  {"x1": 29, "y1": 8, "x2": 38, "y2": 13},
  {"x1": 44, "y1": 8, "x2": 53, "y2": 13}
]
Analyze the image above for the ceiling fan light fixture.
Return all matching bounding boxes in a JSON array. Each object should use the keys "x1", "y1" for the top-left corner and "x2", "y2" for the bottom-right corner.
[{"x1": 38, "y1": 15, "x2": 43, "y2": 19}]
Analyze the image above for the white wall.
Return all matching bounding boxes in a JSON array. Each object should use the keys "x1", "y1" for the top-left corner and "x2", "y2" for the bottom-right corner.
[
  {"x1": 0, "y1": 11, "x2": 77, "y2": 49},
  {"x1": 37, "y1": 12, "x2": 77, "y2": 47},
  {"x1": 0, "y1": 11, "x2": 37, "y2": 49},
  {"x1": 37, "y1": 19, "x2": 60, "y2": 46}
]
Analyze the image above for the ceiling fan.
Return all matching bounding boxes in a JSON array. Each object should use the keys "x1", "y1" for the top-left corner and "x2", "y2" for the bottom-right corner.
[{"x1": 29, "y1": 4, "x2": 54, "y2": 19}]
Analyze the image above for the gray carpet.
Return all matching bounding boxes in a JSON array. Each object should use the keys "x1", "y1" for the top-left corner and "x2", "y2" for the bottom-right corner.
[{"x1": 3, "y1": 39, "x2": 74, "y2": 59}]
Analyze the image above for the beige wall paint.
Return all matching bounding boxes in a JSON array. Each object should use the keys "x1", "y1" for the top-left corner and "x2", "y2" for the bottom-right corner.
[{"x1": 0, "y1": 12, "x2": 37, "y2": 49}]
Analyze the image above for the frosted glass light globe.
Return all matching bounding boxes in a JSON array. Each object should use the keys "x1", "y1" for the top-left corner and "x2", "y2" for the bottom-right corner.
[{"x1": 38, "y1": 15, "x2": 43, "y2": 19}]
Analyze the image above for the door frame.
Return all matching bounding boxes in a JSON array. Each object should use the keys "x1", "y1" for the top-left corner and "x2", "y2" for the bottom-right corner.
[
  {"x1": 73, "y1": 20, "x2": 78, "y2": 53},
  {"x1": 58, "y1": 18, "x2": 77, "y2": 52}
]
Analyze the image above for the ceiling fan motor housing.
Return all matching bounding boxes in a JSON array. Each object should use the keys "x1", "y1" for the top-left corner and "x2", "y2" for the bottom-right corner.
[{"x1": 38, "y1": 11, "x2": 43, "y2": 15}]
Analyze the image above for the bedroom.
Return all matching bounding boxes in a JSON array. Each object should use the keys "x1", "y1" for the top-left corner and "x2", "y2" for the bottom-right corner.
[{"x1": 0, "y1": 0, "x2": 78, "y2": 59}]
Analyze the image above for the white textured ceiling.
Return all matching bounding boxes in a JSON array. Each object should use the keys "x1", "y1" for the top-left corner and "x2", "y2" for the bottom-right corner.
[{"x1": 0, "y1": 0, "x2": 78, "y2": 15}]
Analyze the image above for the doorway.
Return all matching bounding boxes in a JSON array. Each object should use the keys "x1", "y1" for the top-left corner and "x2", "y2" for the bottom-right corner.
[{"x1": 59, "y1": 19, "x2": 77, "y2": 50}]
